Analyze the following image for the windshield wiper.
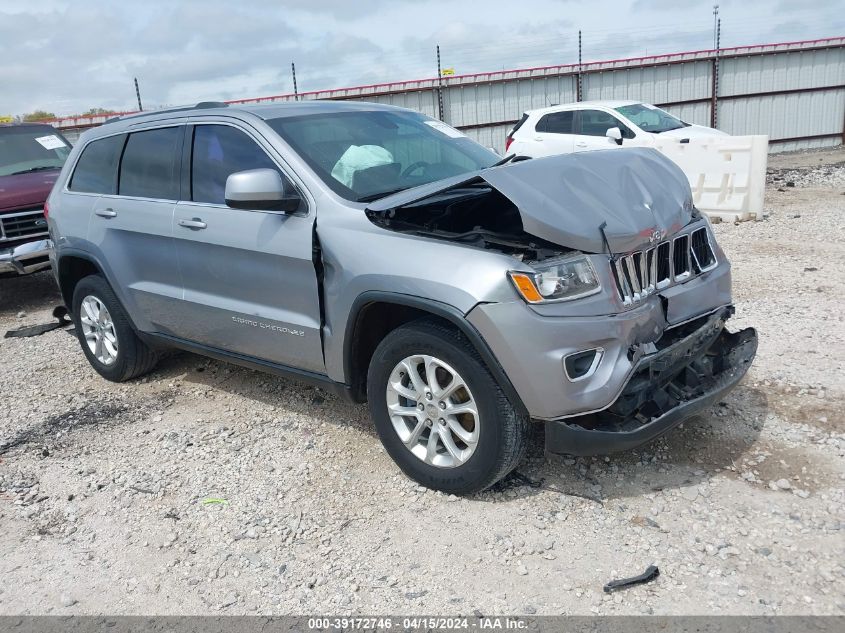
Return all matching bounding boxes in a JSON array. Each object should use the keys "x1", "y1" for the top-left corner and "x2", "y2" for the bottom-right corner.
[
  {"x1": 492, "y1": 154, "x2": 516, "y2": 167},
  {"x1": 356, "y1": 187, "x2": 409, "y2": 203},
  {"x1": 10, "y1": 166, "x2": 58, "y2": 175},
  {"x1": 491, "y1": 154, "x2": 533, "y2": 167},
  {"x1": 653, "y1": 123, "x2": 690, "y2": 134},
  {"x1": 492, "y1": 154, "x2": 533, "y2": 167}
]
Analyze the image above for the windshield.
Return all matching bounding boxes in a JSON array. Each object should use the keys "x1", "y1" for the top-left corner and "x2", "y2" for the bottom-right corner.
[
  {"x1": 267, "y1": 110, "x2": 499, "y2": 202},
  {"x1": 0, "y1": 126, "x2": 71, "y2": 177},
  {"x1": 614, "y1": 104, "x2": 689, "y2": 133}
]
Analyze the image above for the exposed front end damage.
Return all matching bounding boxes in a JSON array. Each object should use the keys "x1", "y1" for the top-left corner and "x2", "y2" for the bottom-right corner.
[
  {"x1": 365, "y1": 148, "x2": 694, "y2": 258},
  {"x1": 364, "y1": 147, "x2": 757, "y2": 455},
  {"x1": 365, "y1": 179, "x2": 570, "y2": 263},
  {"x1": 545, "y1": 307, "x2": 758, "y2": 455}
]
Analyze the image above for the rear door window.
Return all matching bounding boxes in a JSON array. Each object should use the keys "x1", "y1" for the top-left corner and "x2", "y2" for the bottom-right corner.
[
  {"x1": 537, "y1": 111, "x2": 575, "y2": 134},
  {"x1": 69, "y1": 134, "x2": 125, "y2": 194},
  {"x1": 191, "y1": 124, "x2": 281, "y2": 205},
  {"x1": 119, "y1": 127, "x2": 181, "y2": 200}
]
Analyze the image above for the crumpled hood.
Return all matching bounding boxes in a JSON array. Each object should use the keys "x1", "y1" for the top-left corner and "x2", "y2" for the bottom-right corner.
[
  {"x1": 0, "y1": 169, "x2": 59, "y2": 213},
  {"x1": 369, "y1": 147, "x2": 693, "y2": 254},
  {"x1": 481, "y1": 148, "x2": 692, "y2": 253}
]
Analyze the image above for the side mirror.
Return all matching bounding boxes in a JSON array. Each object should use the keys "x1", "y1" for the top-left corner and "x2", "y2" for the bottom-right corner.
[
  {"x1": 605, "y1": 127, "x2": 623, "y2": 145},
  {"x1": 225, "y1": 168, "x2": 301, "y2": 213}
]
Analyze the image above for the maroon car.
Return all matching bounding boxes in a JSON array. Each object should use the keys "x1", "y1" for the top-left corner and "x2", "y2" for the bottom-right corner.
[{"x1": 0, "y1": 123, "x2": 71, "y2": 276}]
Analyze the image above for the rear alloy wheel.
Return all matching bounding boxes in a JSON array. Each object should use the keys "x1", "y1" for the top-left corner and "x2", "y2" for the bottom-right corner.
[
  {"x1": 78, "y1": 295, "x2": 119, "y2": 366},
  {"x1": 367, "y1": 318, "x2": 529, "y2": 495},
  {"x1": 71, "y1": 274, "x2": 158, "y2": 382}
]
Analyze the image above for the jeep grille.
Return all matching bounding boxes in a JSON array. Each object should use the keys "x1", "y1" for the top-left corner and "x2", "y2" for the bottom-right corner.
[{"x1": 611, "y1": 227, "x2": 716, "y2": 305}]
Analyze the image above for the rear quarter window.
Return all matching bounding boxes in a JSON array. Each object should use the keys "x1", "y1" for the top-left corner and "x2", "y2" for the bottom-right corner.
[{"x1": 69, "y1": 134, "x2": 125, "y2": 194}]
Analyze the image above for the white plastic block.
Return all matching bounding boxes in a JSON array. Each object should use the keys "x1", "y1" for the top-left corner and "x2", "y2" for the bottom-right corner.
[{"x1": 653, "y1": 135, "x2": 769, "y2": 223}]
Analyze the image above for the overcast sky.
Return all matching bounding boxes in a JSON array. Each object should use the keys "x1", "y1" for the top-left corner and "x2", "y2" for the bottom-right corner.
[{"x1": 1, "y1": 0, "x2": 843, "y2": 116}]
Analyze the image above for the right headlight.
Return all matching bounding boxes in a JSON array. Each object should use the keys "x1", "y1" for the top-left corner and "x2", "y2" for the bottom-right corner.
[{"x1": 508, "y1": 254, "x2": 601, "y2": 304}]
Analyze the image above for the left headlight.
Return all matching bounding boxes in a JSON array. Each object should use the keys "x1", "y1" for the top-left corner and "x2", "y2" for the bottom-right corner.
[{"x1": 509, "y1": 254, "x2": 601, "y2": 304}]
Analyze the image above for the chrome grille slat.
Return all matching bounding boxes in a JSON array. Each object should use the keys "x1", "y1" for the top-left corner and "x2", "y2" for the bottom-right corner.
[
  {"x1": 625, "y1": 255, "x2": 641, "y2": 297},
  {"x1": 614, "y1": 259, "x2": 633, "y2": 304},
  {"x1": 649, "y1": 247, "x2": 657, "y2": 290},
  {"x1": 610, "y1": 227, "x2": 717, "y2": 305},
  {"x1": 691, "y1": 227, "x2": 717, "y2": 272},
  {"x1": 656, "y1": 242, "x2": 671, "y2": 286},
  {"x1": 641, "y1": 250, "x2": 649, "y2": 290},
  {"x1": 673, "y1": 234, "x2": 691, "y2": 280}
]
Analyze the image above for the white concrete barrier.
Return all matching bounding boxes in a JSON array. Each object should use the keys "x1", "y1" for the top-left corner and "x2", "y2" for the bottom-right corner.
[{"x1": 653, "y1": 135, "x2": 769, "y2": 223}]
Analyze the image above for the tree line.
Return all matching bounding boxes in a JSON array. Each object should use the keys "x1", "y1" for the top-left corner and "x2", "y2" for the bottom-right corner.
[{"x1": 14, "y1": 107, "x2": 113, "y2": 122}]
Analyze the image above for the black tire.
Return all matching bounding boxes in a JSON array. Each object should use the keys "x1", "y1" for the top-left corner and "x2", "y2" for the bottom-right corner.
[
  {"x1": 367, "y1": 318, "x2": 529, "y2": 495},
  {"x1": 71, "y1": 274, "x2": 158, "y2": 382}
]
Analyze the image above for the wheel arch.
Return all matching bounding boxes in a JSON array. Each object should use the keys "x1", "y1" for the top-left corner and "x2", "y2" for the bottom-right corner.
[
  {"x1": 56, "y1": 250, "x2": 142, "y2": 331},
  {"x1": 57, "y1": 251, "x2": 104, "y2": 310},
  {"x1": 343, "y1": 291, "x2": 527, "y2": 416}
]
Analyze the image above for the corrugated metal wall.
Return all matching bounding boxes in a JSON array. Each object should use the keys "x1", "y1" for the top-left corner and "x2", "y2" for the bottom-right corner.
[
  {"x1": 335, "y1": 40, "x2": 845, "y2": 154},
  {"x1": 717, "y1": 46, "x2": 845, "y2": 151},
  {"x1": 52, "y1": 38, "x2": 845, "y2": 154}
]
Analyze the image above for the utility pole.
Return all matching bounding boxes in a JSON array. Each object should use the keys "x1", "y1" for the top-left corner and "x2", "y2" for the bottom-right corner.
[
  {"x1": 436, "y1": 44, "x2": 445, "y2": 121},
  {"x1": 291, "y1": 62, "x2": 299, "y2": 101},
  {"x1": 712, "y1": 4, "x2": 719, "y2": 50},
  {"x1": 711, "y1": 17, "x2": 721, "y2": 128},
  {"x1": 134, "y1": 77, "x2": 143, "y2": 111},
  {"x1": 577, "y1": 30, "x2": 582, "y2": 102}
]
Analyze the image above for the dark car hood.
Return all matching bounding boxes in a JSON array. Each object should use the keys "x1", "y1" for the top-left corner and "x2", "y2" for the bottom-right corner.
[
  {"x1": 0, "y1": 169, "x2": 60, "y2": 213},
  {"x1": 368, "y1": 148, "x2": 692, "y2": 254}
]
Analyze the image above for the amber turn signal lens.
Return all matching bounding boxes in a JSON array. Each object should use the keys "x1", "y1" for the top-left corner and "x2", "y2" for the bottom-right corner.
[{"x1": 509, "y1": 272, "x2": 544, "y2": 303}]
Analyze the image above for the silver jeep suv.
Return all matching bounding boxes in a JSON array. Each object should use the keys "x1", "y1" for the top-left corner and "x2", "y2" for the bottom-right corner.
[{"x1": 47, "y1": 101, "x2": 757, "y2": 494}]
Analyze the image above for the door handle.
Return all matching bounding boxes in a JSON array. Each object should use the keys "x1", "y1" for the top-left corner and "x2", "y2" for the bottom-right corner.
[
  {"x1": 534, "y1": 137, "x2": 543, "y2": 141},
  {"x1": 178, "y1": 218, "x2": 207, "y2": 230},
  {"x1": 575, "y1": 142, "x2": 588, "y2": 148},
  {"x1": 95, "y1": 208, "x2": 117, "y2": 218}
]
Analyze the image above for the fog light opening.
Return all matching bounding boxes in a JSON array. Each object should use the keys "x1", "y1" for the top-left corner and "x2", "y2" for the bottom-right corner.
[{"x1": 564, "y1": 348, "x2": 604, "y2": 382}]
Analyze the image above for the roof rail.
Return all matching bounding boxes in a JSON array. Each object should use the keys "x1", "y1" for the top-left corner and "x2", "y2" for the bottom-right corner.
[{"x1": 104, "y1": 101, "x2": 230, "y2": 125}]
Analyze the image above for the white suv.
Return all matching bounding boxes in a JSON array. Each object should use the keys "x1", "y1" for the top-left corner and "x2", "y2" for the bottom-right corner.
[{"x1": 505, "y1": 100, "x2": 726, "y2": 158}]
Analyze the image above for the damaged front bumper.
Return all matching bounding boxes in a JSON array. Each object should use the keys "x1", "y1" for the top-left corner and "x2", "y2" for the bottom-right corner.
[{"x1": 545, "y1": 307, "x2": 757, "y2": 455}]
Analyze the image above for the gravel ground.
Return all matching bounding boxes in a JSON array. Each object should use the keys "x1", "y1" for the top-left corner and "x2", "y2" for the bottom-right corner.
[{"x1": 0, "y1": 147, "x2": 843, "y2": 616}]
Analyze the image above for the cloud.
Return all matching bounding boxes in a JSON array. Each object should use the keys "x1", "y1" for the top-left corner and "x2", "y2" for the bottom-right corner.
[
  {"x1": 0, "y1": 1, "x2": 387, "y2": 113},
  {"x1": 0, "y1": 0, "x2": 841, "y2": 116}
]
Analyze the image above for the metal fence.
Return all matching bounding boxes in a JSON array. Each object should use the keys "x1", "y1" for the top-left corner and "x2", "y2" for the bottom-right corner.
[{"x1": 52, "y1": 37, "x2": 845, "y2": 153}]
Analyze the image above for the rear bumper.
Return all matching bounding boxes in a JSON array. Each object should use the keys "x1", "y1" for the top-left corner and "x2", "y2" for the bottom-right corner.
[
  {"x1": 545, "y1": 309, "x2": 758, "y2": 455},
  {"x1": 0, "y1": 239, "x2": 52, "y2": 275}
]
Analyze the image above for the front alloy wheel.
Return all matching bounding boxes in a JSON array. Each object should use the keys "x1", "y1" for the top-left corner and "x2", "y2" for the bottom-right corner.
[
  {"x1": 386, "y1": 354, "x2": 480, "y2": 468},
  {"x1": 79, "y1": 295, "x2": 118, "y2": 365},
  {"x1": 367, "y1": 318, "x2": 529, "y2": 494}
]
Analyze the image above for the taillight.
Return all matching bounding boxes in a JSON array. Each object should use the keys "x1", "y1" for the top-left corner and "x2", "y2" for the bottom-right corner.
[
  {"x1": 43, "y1": 200, "x2": 50, "y2": 219},
  {"x1": 505, "y1": 135, "x2": 514, "y2": 152}
]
